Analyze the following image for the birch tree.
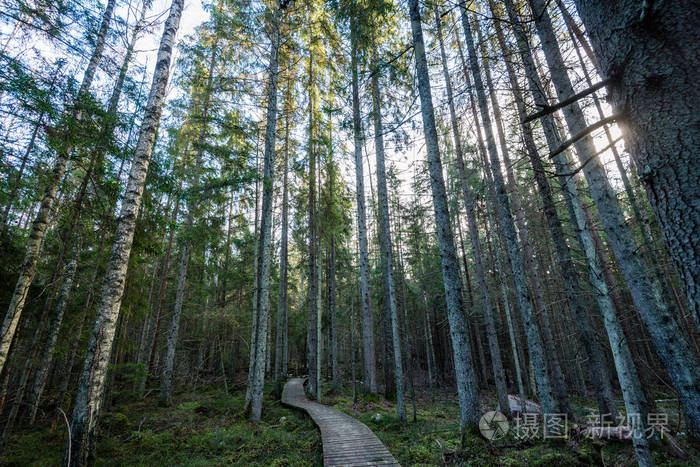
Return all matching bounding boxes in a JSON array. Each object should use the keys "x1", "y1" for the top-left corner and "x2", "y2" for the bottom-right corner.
[
  {"x1": 65, "y1": 0, "x2": 184, "y2": 462},
  {"x1": 0, "y1": 0, "x2": 116, "y2": 376}
]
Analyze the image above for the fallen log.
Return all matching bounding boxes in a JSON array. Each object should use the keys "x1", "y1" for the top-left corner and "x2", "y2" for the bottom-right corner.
[{"x1": 508, "y1": 394, "x2": 541, "y2": 415}]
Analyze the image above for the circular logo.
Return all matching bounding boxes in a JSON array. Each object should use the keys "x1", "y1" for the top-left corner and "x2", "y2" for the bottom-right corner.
[{"x1": 479, "y1": 410, "x2": 509, "y2": 440}]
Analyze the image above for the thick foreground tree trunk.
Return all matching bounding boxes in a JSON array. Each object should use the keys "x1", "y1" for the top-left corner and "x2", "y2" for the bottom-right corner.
[
  {"x1": 573, "y1": 0, "x2": 700, "y2": 333},
  {"x1": 530, "y1": 0, "x2": 699, "y2": 439}
]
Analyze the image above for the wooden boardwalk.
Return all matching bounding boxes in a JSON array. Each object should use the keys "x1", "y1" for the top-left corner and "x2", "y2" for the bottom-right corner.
[{"x1": 282, "y1": 378, "x2": 400, "y2": 466}]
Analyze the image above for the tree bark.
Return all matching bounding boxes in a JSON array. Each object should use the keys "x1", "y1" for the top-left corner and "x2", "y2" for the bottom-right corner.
[
  {"x1": 0, "y1": 0, "x2": 116, "y2": 377},
  {"x1": 529, "y1": 0, "x2": 699, "y2": 438},
  {"x1": 65, "y1": 1, "x2": 183, "y2": 462},
  {"x1": 573, "y1": 0, "x2": 700, "y2": 333},
  {"x1": 350, "y1": 16, "x2": 377, "y2": 395},
  {"x1": 407, "y1": 0, "x2": 480, "y2": 438}
]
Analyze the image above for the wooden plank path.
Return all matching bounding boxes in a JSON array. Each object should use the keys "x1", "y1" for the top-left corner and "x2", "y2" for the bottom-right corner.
[{"x1": 282, "y1": 378, "x2": 400, "y2": 466}]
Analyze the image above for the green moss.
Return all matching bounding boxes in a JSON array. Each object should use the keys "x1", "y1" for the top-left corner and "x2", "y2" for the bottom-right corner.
[
  {"x1": 101, "y1": 411, "x2": 131, "y2": 432},
  {"x1": 176, "y1": 400, "x2": 202, "y2": 411},
  {"x1": 3, "y1": 382, "x2": 321, "y2": 466},
  {"x1": 6, "y1": 382, "x2": 698, "y2": 466},
  {"x1": 530, "y1": 452, "x2": 578, "y2": 466}
]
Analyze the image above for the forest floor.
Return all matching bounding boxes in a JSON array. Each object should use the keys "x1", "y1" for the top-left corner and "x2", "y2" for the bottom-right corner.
[
  {"x1": 323, "y1": 383, "x2": 697, "y2": 466},
  {"x1": 2, "y1": 377, "x2": 322, "y2": 466},
  {"x1": 2, "y1": 376, "x2": 697, "y2": 466}
]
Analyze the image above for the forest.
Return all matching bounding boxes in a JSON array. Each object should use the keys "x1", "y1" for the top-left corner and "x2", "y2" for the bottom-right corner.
[{"x1": 0, "y1": 0, "x2": 698, "y2": 465}]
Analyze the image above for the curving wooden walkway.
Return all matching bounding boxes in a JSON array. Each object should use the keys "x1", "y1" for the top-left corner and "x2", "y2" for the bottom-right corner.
[{"x1": 282, "y1": 378, "x2": 400, "y2": 466}]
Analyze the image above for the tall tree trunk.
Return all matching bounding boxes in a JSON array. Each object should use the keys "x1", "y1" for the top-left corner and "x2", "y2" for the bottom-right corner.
[
  {"x1": 158, "y1": 241, "x2": 190, "y2": 406},
  {"x1": 349, "y1": 16, "x2": 377, "y2": 395},
  {"x1": 26, "y1": 258, "x2": 78, "y2": 424},
  {"x1": 371, "y1": 43, "x2": 405, "y2": 421},
  {"x1": 330, "y1": 235, "x2": 338, "y2": 391},
  {"x1": 249, "y1": 3, "x2": 280, "y2": 419},
  {"x1": 160, "y1": 22, "x2": 220, "y2": 408},
  {"x1": 0, "y1": 0, "x2": 116, "y2": 376},
  {"x1": 529, "y1": 0, "x2": 699, "y2": 437},
  {"x1": 434, "y1": 6, "x2": 509, "y2": 416},
  {"x1": 503, "y1": 1, "x2": 652, "y2": 462},
  {"x1": 274, "y1": 74, "x2": 292, "y2": 396},
  {"x1": 244, "y1": 129, "x2": 262, "y2": 409},
  {"x1": 488, "y1": 0, "x2": 617, "y2": 419},
  {"x1": 407, "y1": 0, "x2": 480, "y2": 439},
  {"x1": 315, "y1": 156, "x2": 322, "y2": 402},
  {"x1": 306, "y1": 39, "x2": 319, "y2": 400},
  {"x1": 65, "y1": 1, "x2": 183, "y2": 462},
  {"x1": 572, "y1": 0, "x2": 700, "y2": 334},
  {"x1": 458, "y1": 4, "x2": 556, "y2": 419}
]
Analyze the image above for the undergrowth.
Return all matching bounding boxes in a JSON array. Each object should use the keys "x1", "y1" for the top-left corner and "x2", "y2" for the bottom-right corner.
[
  {"x1": 323, "y1": 384, "x2": 698, "y2": 466},
  {"x1": 1, "y1": 378, "x2": 321, "y2": 466},
  {"x1": 3, "y1": 377, "x2": 697, "y2": 466}
]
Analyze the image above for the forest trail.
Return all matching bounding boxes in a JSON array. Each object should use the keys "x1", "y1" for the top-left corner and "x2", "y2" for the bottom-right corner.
[{"x1": 282, "y1": 378, "x2": 400, "y2": 466}]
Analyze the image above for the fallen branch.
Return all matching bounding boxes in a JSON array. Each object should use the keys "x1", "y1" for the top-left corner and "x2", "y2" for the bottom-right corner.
[
  {"x1": 508, "y1": 394, "x2": 541, "y2": 414},
  {"x1": 523, "y1": 78, "x2": 611, "y2": 124},
  {"x1": 549, "y1": 114, "x2": 621, "y2": 158},
  {"x1": 58, "y1": 408, "x2": 71, "y2": 467}
]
